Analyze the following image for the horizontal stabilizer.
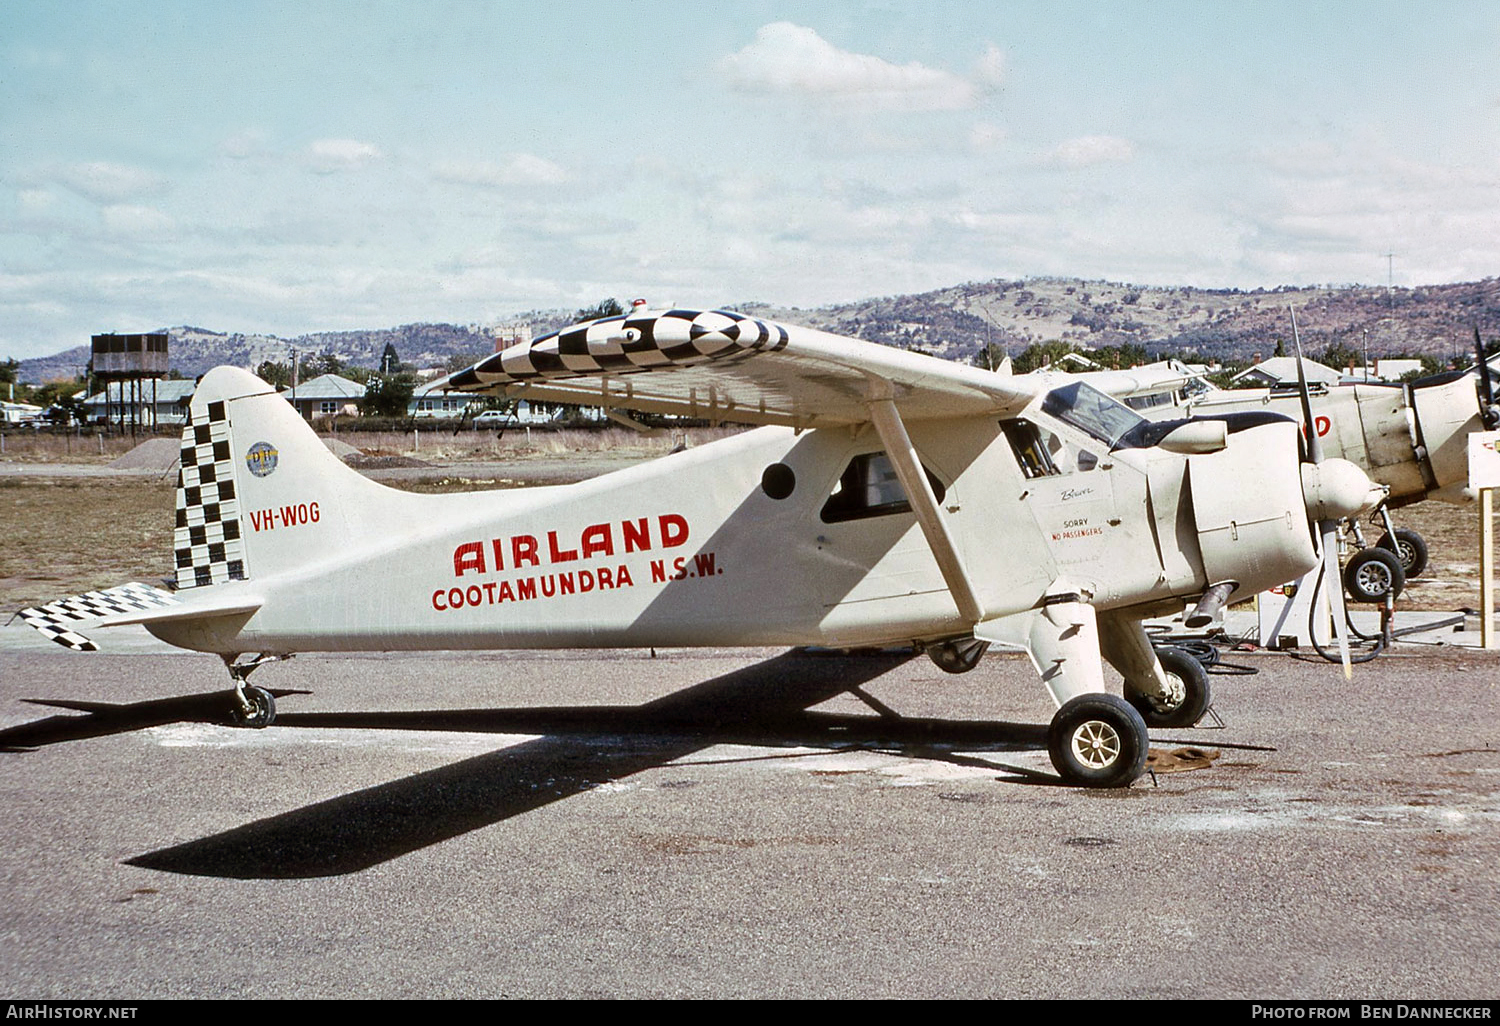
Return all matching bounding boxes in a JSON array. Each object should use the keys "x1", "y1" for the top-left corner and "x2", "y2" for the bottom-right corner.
[{"x1": 16, "y1": 582, "x2": 261, "y2": 652}]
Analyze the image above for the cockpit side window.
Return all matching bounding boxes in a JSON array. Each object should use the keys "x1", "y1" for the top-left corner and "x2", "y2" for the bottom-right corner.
[
  {"x1": 820, "y1": 451, "x2": 946, "y2": 523},
  {"x1": 1041, "y1": 381, "x2": 1150, "y2": 450}
]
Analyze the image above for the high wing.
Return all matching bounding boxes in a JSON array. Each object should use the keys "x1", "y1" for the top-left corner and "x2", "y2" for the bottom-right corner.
[
  {"x1": 1033, "y1": 360, "x2": 1211, "y2": 403},
  {"x1": 443, "y1": 307, "x2": 1036, "y2": 427}
]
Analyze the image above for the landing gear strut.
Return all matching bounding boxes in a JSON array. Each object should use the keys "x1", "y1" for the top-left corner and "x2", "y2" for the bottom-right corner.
[{"x1": 223, "y1": 654, "x2": 288, "y2": 728}]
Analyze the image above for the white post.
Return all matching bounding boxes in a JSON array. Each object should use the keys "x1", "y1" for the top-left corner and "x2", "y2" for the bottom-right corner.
[{"x1": 1483, "y1": 488, "x2": 1495, "y2": 650}]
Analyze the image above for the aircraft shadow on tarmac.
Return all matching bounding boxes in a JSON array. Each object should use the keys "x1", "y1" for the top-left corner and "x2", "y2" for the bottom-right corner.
[{"x1": 3, "y1": 650, "x2": 1056, "y2": 879}]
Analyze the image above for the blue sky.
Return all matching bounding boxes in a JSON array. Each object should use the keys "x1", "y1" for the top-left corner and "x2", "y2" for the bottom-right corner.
[{"x1": 4, "y1": 0, "x2": 1498, "y2": 360}]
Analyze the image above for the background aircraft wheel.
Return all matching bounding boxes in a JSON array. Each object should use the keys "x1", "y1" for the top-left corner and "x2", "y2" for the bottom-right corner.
[
  {"x1": 1343, "y1": 547, "x2": 1405, "y2": 604},
  {"x1": 1126, "y1": 647, "x2": 1210, "y2": 728},
  {"x1": 1376, "y1": 528, "x2": 1428, "y2": 579},
  {"x1": 229, "y1": 686, "x2": 276, "y2": 729},
  {"x1": 926, "y1": 637, "x2": 989, "y2": 674},
  {"x1": 1047, "y1": 694, "x2": 1148, "y2": 789}
]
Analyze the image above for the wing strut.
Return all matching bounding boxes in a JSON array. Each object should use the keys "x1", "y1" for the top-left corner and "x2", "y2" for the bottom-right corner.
[{"x1": 866, "y1": 397, "x2": 985, "y2": 625}]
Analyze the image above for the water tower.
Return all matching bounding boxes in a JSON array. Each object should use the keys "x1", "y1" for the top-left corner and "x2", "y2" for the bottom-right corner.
[{"x1": 91, "y1": 332, "x2": 169, "y2": 433}]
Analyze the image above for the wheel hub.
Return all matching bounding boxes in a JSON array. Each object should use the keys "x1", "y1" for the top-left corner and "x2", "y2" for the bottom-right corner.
[{"x1": 1070, "y1": 720, "x2": 1122, "y2": 769}]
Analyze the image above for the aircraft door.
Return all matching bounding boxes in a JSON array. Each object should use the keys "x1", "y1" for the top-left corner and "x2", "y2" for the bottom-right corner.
[{"x1": 999, "y1": 417, "x2": 1162, "y2": 604}]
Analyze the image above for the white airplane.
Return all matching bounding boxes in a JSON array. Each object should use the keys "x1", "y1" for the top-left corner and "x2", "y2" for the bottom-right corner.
[
  {"x1": 1075, "y1": 332, "x2": 1500, "y2": 598},
  {"x1": 16, "y1": 306, "x2": 1385, "y2": 788}
]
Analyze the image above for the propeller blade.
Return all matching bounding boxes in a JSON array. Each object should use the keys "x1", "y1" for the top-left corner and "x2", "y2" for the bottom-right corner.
[
  {"x1": 1290, "y1": 307, "x2": 1324, "y2": 465},
  {"x1": 1322, "y1": 519, "x2": 1352, "y2": 679},
  {"x1": 1475, "y1": 327, "x2": 1498, "y2": 429}
]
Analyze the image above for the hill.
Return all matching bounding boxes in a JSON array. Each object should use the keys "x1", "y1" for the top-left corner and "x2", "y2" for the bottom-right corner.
[{"x1": 16, "y1": 277, "x2": 1500, "y2": 384}]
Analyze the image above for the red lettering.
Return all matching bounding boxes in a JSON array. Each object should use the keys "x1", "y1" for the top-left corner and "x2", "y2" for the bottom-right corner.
[
  {"x1": 559, "y1": 572, "x2": 575, "y2": 595},
  {"x1": 309, "y1": 502, "x2": 320, "y2": 523},
  {"x1": 622, "y1": 518, "x2": 650, "y2": 553},
  {"x1": 581, "y1": 523, "x2": 614, "y2": 559},
  {"x1": 579, "y1": 569, "x2": 595, "y2": 592},
  {"x1": 513, "y1": 535, "x2": 539, "y2": 568},
  {"x1": 517, "y1": 578, "x2": 537, "y2": 601},
  {"x1": 432, "y1": 589, "x2": 447, "y2": 610},
  {"x1": 448, "y1": 587, "x2": 464, "y2": 608},
  {"x1": 491, "y1": 538, "x2": 506, "y2": 572},
  {"x1": 454, "y1": 542, "x2": 486, "y2": 577},
  {"x1": 693, "y1": 552, "x2": 716, "y2": 577},
  {"x1": 650, "y1": 559, "x2": 666, "y2": 583},
  {"x1": 548, "y1": 531, "x2": 578, "y2": 562},
  {"x1": 672, "y1": 556, "x2": 687, "y2": 580},
  {"x1": 660, "y1": 514, "x2": 689, "y2": 548},
  {"x1": 541, "y1": 575, "x2": 557, "y2": 597},
  {"x1": 615, "y1": 564, "x2": 632, "y2": 588},
  {"x1": 498, "y1": 580, "x2": 515, "y2": 602},
  {"x1": 1316, "y1": 415, "x2": 1331, "y2": 437},
  {"x1": 465, "y1": 585, "x2": 481, "y2": 607},
  {"x1": 597, "y1": 567, "x2": 613, "y2": 589}
]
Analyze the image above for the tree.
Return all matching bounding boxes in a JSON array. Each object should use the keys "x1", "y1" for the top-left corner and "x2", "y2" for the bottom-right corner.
[
  {"x1": 255, "y1": 360, "x2": 292, "y2": 388},
  {"x1": 359, "y1": 372, "x2": 418, "y2": 417},
  {"x1": 380, "y1": 343, "x2": 402, "y2": 374},
  {"x1": 573, "y1": 298, "x2": 624, "y2": 323}
]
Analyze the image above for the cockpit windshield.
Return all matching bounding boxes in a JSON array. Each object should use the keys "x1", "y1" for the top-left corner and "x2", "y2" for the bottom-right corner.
[{"x1": 1040, "y1": 381, "x2": 1152, "y2": 450}]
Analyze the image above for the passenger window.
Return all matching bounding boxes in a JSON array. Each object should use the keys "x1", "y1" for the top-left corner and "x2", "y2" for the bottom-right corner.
[{"x1": 821, "y1": 451, "x2": 946, "y2": 523}]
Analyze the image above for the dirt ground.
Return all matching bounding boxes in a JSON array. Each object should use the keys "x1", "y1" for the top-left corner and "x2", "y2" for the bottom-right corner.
[{"x1": 1, "y1": 431, "x2": 1496, "y2": 615}]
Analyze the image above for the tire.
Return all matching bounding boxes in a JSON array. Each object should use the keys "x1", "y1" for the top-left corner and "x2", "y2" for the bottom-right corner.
[
  {"x1": 1343, "y1": 547, "x2": 1405, "y2": 604},
  {"x1": 1376, "y1": 528, "x2": 1428, "y2": 579},
  {"x1": 1047, "y1": 694, "x2": 1149, "y2": 788},
  {"x1": 229, "y1": 686, "x2": 276, "y2": 728},
  {"x1": 1126, "y1": 647, "x2": 1211, "y2": 728}
]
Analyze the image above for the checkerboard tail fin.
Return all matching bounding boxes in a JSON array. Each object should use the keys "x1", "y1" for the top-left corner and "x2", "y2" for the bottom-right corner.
[{"x1": 173, "y1": 365, "x2": 388, "y2": 590}]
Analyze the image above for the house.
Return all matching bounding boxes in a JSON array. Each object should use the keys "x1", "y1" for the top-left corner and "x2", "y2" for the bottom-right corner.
[
  {"x1": 1229, "y1": 357, "x2": 1342, "y2": 388},
  {"x1": 408, "y1": 378, "x2": 475, "y2": 419},
  {"x1": 81, "y1": 379, "x2": 197, "y2": 426},
  {"x1": 282, "y1": 373, "x2": 365, "y2": 419}
]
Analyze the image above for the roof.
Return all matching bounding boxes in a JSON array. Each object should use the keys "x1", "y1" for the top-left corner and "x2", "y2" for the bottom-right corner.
[
  {"x1": 1230, "y1": 357, "x2": 1342, "y2": 386},
  {"x1": 82, "y1": 379, "x2": 198, "y2": 404},
  {"x1": 283, "y1": 373, "x2": 365, "y2": 400}
]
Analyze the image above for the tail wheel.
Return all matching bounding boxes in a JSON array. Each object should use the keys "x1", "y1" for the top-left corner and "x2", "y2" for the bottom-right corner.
[
  {"x1": 1344, "y1": 547, "x2": 1405, "y2": 604},
  {"x1": 1376, "y1": 528, "x2": 1428, "y2": 579},
  {"x1": 1047, "y1": 694, "x2": 1149, "y2": 788},
  {"x1": 1126, "y1": 647, "x2": 1211, "y2": 728},
  {"x1": 229, "y1": 686, "x2": 276, "y2": 729}
]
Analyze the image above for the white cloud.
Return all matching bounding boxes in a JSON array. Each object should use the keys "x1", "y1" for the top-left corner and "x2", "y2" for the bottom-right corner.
[
  {"x1": 54, "y1": 162, "x2": 168, "y2": 203},
  {"x1": 221, "y1": 129, "x2": 271, "y2": 160},
  {"x1": 101, "y1": 204, "x2": 174, "y2": 235},
  {"x1": 305, "y1": 138, "x2": 383, "y2": 174},
  {"x1": 1048, "y1": 135, "x2": 1135, "y2": 167},
  {"x1": 432, "y1": 154, "x2": 569, "y2": 188},
  {"x1": 719, "y1": 22, "x2": 977, "y2": 112},
  {"x1": 974, "y1": 44, "x2": 1006, "y2": 87}
]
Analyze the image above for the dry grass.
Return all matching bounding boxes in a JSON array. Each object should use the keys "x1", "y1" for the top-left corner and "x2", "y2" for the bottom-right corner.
[
  {"x1": 349, "y1": 425, "x2": 744, "y2": 462},
  {"x1": 0, "y1": 476, "x2": 177, "y2": 610},
  {"x1": 0, "y1": 430, "x2": 166, "y2": 464}
]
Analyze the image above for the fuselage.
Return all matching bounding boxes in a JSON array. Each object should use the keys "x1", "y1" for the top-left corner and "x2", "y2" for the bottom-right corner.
[{"x1": 147, "y1": 376, "x2": 1341, "y2": 656}]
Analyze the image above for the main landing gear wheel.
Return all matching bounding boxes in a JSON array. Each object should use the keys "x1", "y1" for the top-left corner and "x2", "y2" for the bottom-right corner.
[
  {"x1": 229, "y1": 685, "x2": 276, "y2": 729},
  {"x1": 1344, "y1": 547, "x2": 1405, "y2": 604},
  {"x1": 1376, "y1": 528, "x2": 1428, "y2": 579},
  {"x1": 1125, "y1": 647, "x2": 1211, "y2": 728},
  {"x1": 1047, "y1": 694, "x2": 1149, "y2": 789},
  {"x1": 927, "y1": 637, "x2": 990, "y2": 674}
]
